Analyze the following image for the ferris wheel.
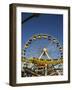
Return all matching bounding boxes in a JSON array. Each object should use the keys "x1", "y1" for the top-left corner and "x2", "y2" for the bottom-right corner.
[
  {"x1": 21, "y1": 34, "x2": 63, "y2": 76},
  {"x1": 22, "y1": 34, "x2": 63, "y2": 59}
]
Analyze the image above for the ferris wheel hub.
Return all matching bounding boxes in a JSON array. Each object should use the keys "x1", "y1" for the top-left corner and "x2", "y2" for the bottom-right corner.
[{"x1": 43, "y1": 48, "x2": 48, "y2": 52}]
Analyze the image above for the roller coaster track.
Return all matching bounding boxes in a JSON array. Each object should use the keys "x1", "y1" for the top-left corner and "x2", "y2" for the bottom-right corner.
[
  {"x1": 31, "y1": 59, "x2": 63, "y2": 66},
  {"x1": 22, "y1": 58, "x2": 63, "y2": 66}
]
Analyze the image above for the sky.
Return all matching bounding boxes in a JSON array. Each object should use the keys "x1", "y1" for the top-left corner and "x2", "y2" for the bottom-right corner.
[{"x1": 21, "y1": 12, "x2": 63, "y2": 59}]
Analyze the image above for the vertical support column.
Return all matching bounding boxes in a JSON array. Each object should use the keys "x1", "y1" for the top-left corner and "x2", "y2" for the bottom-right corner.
[{"x1": 45, "y1": 64, "x2": 48, "y2": 76}]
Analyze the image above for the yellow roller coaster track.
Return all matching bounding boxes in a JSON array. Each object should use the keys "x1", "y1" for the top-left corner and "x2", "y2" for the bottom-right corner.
[
  {"x1": 22, "y1": 58, "x2": 63, "y2": 65},
  {"x1": 31, "y1": 59, "x2": 63, "y2": 65}
]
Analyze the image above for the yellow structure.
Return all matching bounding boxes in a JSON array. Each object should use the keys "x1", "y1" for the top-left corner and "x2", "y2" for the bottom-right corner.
[{"x1": 22, "y1": 57, "x2": 63, "y2": 66}]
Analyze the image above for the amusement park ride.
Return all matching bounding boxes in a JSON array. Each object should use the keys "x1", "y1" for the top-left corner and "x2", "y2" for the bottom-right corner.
[
  {"x1": 21, "y1": 14, "x2": 63, "y2": 77},
  {"x1": 21, "y1": 34, "x2": 63, "y2": 77}
]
